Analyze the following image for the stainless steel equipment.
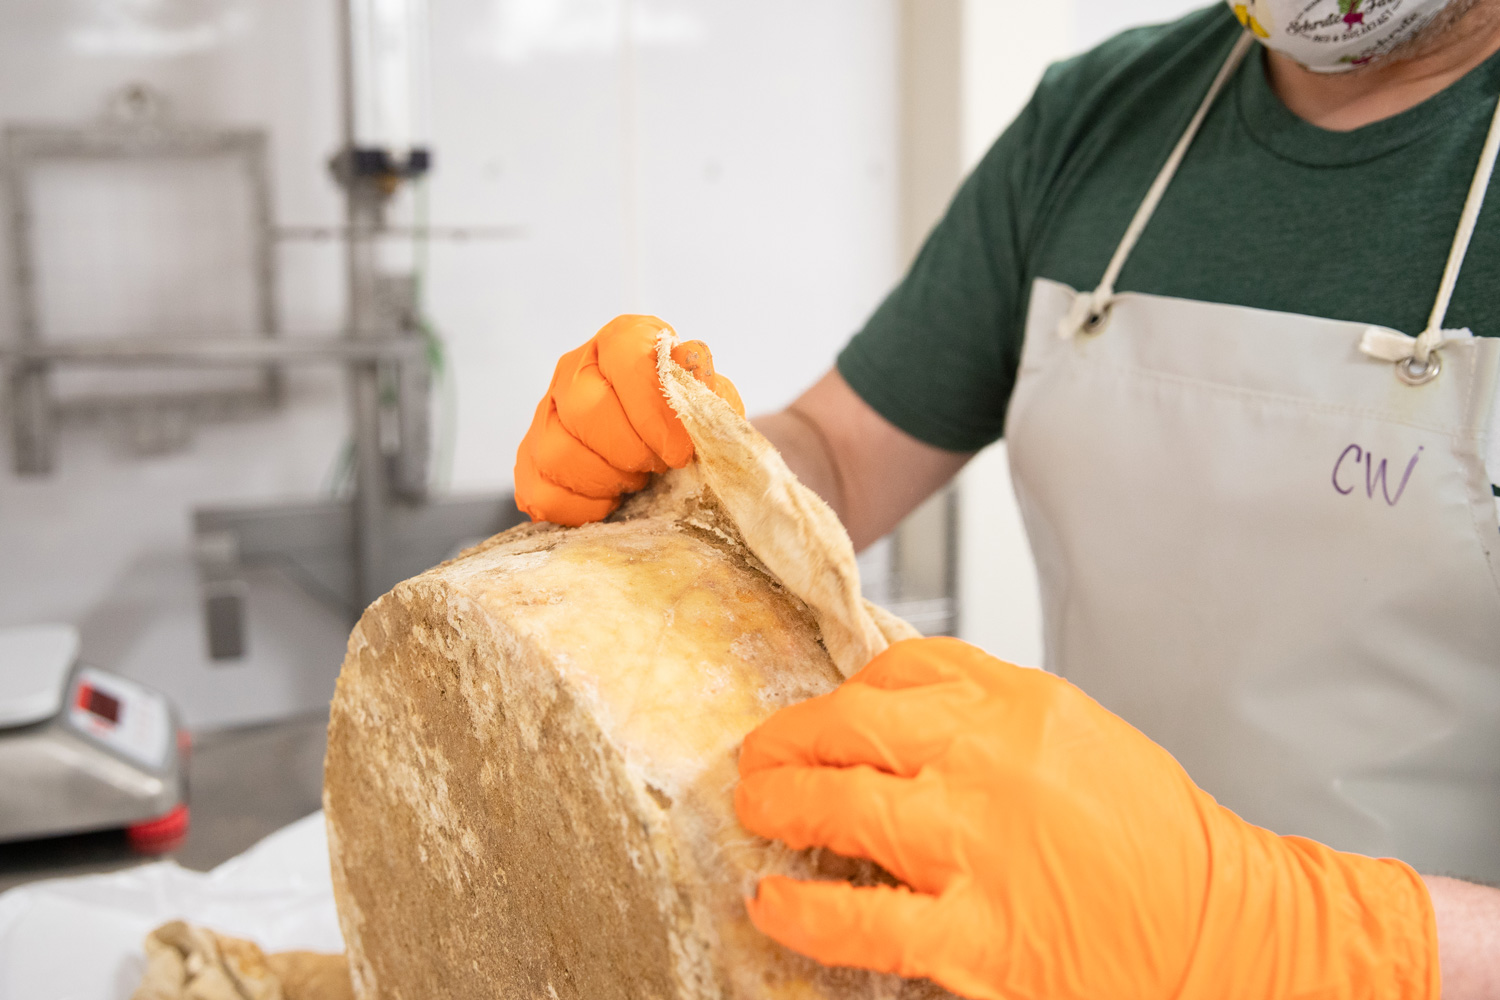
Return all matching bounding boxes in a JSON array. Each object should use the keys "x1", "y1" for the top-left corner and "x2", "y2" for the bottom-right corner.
[
  {"x1": 2, "y1": 83, "x2": 283, "y2": 474},
  {"x1": 0, "y1": 624, "x2": 188, "y2": 851},
  {"x1": 190, "y1": 0, "x2": 527, "y2": 656},
  {"x1": 0, "y1": 1, "x2": 526, "y2": 663}
]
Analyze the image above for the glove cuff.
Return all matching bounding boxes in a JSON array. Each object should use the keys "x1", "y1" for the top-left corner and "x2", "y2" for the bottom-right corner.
[
  {"x1": 1366, "y1": 856, "x2": 1441, "y2": 1000},
  {"x1": 1181, "y1": 820, "x2": 1440, "y2": 1000}
]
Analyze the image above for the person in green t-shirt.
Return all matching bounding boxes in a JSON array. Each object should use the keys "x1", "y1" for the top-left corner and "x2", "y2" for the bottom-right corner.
[{"x1": 515, "y1": 2, "x2": 1500, "y2": 996}]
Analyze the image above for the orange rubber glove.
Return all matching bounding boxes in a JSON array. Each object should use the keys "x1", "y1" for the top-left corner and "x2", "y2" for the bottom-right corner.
[
  {"x1": 514, "y1": 315, "x2": 743, "y2": 526},
  {"x1": 735, "y1": 637, "x2": 1439, "y2": 1000}
]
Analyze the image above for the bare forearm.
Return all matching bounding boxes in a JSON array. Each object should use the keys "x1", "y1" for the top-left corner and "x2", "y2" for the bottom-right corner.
[
  {"x1": 751, "y1": 369, "x2": 972, "y2": 550},
  {"x1": 1426, "y1": 875, "x2": 1500, "y2": 999},
  {"x1": 752, "y1": 408, "x2": 847, "y2": 516}
]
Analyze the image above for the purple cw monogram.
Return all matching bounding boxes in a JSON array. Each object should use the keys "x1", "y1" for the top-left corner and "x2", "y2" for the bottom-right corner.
[{"x1": 1331, "y1": 443, "x2": 1422, "y2": 506}]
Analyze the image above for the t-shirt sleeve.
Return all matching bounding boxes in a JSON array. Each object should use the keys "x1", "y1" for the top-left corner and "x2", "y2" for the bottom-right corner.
[{"x1": 836, "y1": 83, "x2": 1047, "y2": 453}]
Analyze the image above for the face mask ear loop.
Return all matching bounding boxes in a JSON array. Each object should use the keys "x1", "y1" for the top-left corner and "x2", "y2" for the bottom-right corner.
[{"x1": 1419, "y1": 95, "x2": 1500, "y2": 363}]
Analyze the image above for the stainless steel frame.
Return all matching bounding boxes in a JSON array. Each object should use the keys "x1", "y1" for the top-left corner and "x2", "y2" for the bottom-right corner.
[
  {"x1": 0, "y1": 12, "x2": 524, "y2": 662},
  {"x1": 194, "y1": 492, "x2": 527, "y2": 659},
  {"x1": 4, "y1": 336, "x2": 422, "y2": 366},
  {"x1": 3, "y1": 86, "x2": 282, "y2": 474}
]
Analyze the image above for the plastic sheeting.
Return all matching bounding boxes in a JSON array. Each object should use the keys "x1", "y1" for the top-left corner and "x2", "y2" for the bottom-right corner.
[{"x1": 0, "y1": 811, "x2": 342, "y2": 1000}]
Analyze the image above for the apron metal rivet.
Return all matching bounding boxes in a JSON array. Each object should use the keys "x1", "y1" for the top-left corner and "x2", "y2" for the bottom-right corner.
[
  {"x1": 1081, "y1": 308, "x2": 1112, "y2": 336},
  {"x1": 1396, "y1": 353, "x2": 1441, "y2": 386}
]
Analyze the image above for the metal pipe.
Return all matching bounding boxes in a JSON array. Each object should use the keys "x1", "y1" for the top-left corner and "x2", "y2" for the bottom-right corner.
[
  {"x1": 337, "y1": 0, "x2": 357, "y2": 151},
  {"x1": 346, "y1": 195, "x2": 387, "y2": 613},
  {"x1": 274, "y1": 223, "x2": 524, "y2": 241},
  {"x1": 0, "y1": 337, "x2": 423, "y2": 366},
  {"x1": 339, "y1": 0, "x2": 388, "y2": 615}
]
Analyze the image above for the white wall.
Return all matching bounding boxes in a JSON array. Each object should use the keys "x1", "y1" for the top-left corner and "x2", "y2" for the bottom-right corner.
[
  {"x1": 428, "y1": 0, "x2": 901, "y2": 488},
  {"x1": 0, "y1": 0, "x2": 900, "y2": 728},
  {"x1": 1074, "y1": 0, "x2": 1210, "y2": 52}
]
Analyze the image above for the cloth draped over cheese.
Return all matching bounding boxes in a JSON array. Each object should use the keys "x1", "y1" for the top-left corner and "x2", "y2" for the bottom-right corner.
[{"x1": 323, "y1": 341, "x2": 947, "y2": 999}]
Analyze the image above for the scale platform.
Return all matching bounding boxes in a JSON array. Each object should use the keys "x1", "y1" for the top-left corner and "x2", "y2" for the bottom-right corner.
[{"x1": 0, "y1": 624, "x2": 188, "y2": 852}]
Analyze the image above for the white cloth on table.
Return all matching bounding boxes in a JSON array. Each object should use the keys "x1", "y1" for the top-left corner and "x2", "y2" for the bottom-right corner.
[{"x1": 0, "y1": 811, "x2": 340, "y2": 1000}]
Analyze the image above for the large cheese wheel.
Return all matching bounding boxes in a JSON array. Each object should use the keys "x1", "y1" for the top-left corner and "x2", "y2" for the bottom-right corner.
[{"x1": 324, "y1": 342, "x2": 948, "y2": 999}]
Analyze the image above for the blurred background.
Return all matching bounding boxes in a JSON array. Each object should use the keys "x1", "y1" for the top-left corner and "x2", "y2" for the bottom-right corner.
[{"x1": 0, "y1": 0, "x2": 1199, "y2": 884}]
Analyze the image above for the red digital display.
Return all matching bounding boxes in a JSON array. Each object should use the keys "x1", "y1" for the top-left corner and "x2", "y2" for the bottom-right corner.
[
  {"x1": 76, "y1": 684, "x2": 121, "y2": 724},
  {"x1": 88, "y1": 688, "x2": 121, "y2": 723}
]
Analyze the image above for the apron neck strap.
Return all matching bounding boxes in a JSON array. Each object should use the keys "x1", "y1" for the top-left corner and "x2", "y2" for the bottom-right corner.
[
  {"x1": 1061, "y1": 33, "x2": 1254, "y2": 337},
  {"x1": 1422, "y1": 96, "x2": 1500, "y2": 340},
  {"x1": 1360, "y1": 94, "x2": 1500, "y2": 379},
  {"x1": 1066, "y1": 30, "x2": 1500, "y2": 364},
  {"x1": 1095, "y1": 30, "x2": 1256, "y2": 301}
]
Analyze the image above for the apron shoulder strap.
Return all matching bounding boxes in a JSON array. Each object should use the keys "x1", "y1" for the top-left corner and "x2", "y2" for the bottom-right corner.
[
  {"x1": 1059, "y1": 31, "x2": 1500, "y2": 371},
  {"x1": 1360, "y1": 95, "x2": 1500, "y2": 383},
  {"x1": 1058, "y1": 32, "x2": 1255, "y2": 340}
]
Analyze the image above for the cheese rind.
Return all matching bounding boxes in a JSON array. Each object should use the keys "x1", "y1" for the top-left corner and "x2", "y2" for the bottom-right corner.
[{"x1": 326, "y1": 345, "x2": 947, "y2": 999}]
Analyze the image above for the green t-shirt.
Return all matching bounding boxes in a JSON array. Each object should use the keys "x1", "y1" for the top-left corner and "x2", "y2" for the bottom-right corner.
[{"x1": 838, "y1": 4, "x2": 1500, "y2": 453}]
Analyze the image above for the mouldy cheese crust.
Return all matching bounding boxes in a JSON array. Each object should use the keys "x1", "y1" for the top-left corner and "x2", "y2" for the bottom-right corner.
[
  {"x1": 326, "y1": 344, "x2": 945, "y2": 999},
  {"x1": 325, "y1": 474, "x2": 948, "y2": 1000}
]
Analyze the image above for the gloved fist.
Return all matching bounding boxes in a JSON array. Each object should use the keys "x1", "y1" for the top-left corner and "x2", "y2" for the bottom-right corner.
[
  {"x1": 735, "y1": 637, "x2": 1438, "y2": 1000},
  {"x1": 515, "y1": 315, "x2": 743, "y2": 526}
]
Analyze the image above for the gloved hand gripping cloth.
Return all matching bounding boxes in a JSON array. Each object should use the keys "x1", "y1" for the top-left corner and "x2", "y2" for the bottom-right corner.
[
  {"x1": 322, "y1": 331, "x2": 943, "y2": 1000},
  {"x1": 735, "y1": 638, "x2": 1442, "y2": 1000}
]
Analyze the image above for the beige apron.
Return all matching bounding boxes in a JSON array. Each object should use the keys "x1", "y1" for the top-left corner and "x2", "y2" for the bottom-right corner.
[{"x1": 1006, "y1": 33, "x2": 1500, "y2": 880}]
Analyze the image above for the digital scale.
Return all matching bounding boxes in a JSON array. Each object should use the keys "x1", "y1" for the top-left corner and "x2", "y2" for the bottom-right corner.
[{"x1": 0, "y1": 624, "x2": 189, "y2": 853}]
